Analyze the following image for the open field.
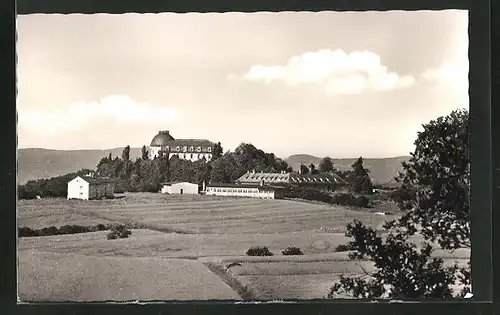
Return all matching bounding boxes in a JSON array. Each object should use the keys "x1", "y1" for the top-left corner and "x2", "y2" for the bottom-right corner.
[
  {"x1": 17, "y1": 192, "x2": 470, "y2": 301},
  {"x1": 18, "y1": 193, "x2": 397, "y2": 234},
  {"x1": 18, "y1": 249, "x2": 239, "y2": 301}
]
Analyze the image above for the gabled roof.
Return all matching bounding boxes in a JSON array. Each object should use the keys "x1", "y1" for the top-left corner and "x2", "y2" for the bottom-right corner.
[
  {"x1": 206, "y1": 183, "x2": 286, "y2": 190},
  {"x1": 151, "y1": 139, "x2": 215, "y2": 148},
  {"x1": 73, "y1": 176, "x2": 114, "y2": 185},
  {"x1": 236, "y1": 171, "x2": 348, "y2": 185},
  {"x1": 236, "y1": 172, "x2": 291, "y2": 184},
  {"x1": 160, "y1": 181, "x2": 199, "y2": 186},
  {"x1": 289, "y1": 172, "x2": 348, "y2": 184}
]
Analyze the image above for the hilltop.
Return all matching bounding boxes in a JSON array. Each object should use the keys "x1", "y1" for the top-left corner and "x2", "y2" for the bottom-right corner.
[
  {"x1": 17, "y1": 148, "x2": 142, "y2": 184},
  {"x1": 285, "y1": 154, "x2": 410, "y2": 185}
]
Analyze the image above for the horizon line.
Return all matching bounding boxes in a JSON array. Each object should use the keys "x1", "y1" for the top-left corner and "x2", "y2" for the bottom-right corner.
[{"x1": 17, "y1": 147, "x2": 411, "y2": 160}]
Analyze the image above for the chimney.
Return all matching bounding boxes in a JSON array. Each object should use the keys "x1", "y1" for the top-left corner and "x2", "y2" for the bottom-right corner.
[
  {"x1": 202, "y1": 180, "x2": 206, "y2": 192},
  {"x1": 260, "y1": 179, "x2": 264, "y2": 186},
  {"x1": 252, "y1": 170, "x2": 255, "y2": 174}
]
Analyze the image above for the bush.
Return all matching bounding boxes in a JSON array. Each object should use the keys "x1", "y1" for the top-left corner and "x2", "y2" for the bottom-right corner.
[
  {"x1": 334, "y1": 244, "x2": 352, "y2": 252},
  {"x1": 18, "y1": 227, "x2": 37, "y2": 237},
  {"x1": 18, "y1": 223, "x2": 115, "y2": 238},
  {"x1": 284, "y1": 187, "x2": 332, "y2": 203},
  {"x1": 107, "y1": 224, "x2": 132, "y2": 240},
  {"x1": 331, "y1": 193, "x2": 372, "y2": 208},
  {"x1": 281, "y1": 247, "x2": 303, "y2": 255},
  {"x1": 246, "y1": 246, "x2": 273, "y2": 256}
]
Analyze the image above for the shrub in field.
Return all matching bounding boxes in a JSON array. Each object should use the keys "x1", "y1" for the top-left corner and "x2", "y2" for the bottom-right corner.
[
  {"x1": 18, "y1": 227, "x2": 37, "y2": 237},
  {"x1": 281, "y1": 247, "x2": 304, "y2": 255},
  {"x1": 246, "y1": 246, "x2": 273, "y2": 256},
  {"x1": 107, "y1": 224, "x2": 132, "y2": 240},
  {"x1": 18, "y1": 223, "x2": 115, "y2": 237},
  {"x1": 38, "y1": 226, "x2": 59, "y2": 236},
  {"x1": 58, "y1": 225, "x2": 89, "y2": 235},
  {"x1": 331, "y1": 193, "x2": 372, "y2": 208},
  {"x1": 284, "y1": 187, "x2": 332, "y2": 203},
  {"x1": 334, "y1": 244, "x2": 352, "y2": 252}
]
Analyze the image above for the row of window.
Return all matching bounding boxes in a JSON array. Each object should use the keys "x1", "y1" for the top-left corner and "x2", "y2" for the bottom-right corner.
[
  {"x1": 160, "y1": 145, "x2": 212, "y2": 153},
  {"x1": 290, "y1": 177, "x2": 333, "y2": 183},
  {"x1": 151, "y1": 150, "x2": 212, "y2": 160},
  {"x1": 243, "y1": 176, "x2": 335, "y2": 183},
  {"x1": 208, "y1": 188, "x2": 273, "y2": 194},
  {"x1": 246, "y1": 175, "x2": 288, "y2": 181},
  {"x1": 178, "y1": 153, "x2": 212, "y2": 160}
]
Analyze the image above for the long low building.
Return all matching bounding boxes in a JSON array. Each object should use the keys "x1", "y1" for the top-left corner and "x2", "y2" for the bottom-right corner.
[
  {"x1": 160, "y1": 181, "x2": 199, "y2": 195},
  {"x1": 205, "y1": 183, "x2": 285, "y2": 199},
  {"x1": 236, "y1": 170, "x2": 348, "y2": 189}
]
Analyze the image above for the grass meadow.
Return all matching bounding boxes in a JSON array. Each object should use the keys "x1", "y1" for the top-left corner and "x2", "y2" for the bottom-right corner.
[{"x1": 17, "y1": 193, "x2": 470, "y2": 301}]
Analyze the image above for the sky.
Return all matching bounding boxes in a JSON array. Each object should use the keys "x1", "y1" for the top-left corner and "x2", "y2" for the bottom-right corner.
[{"x1": 16, "y1": 10, "x2": 469, "y2": 159}]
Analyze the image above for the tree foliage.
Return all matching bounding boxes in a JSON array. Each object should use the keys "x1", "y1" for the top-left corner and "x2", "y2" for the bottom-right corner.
[
  {"x1": 309, "y1": 163, "x2": 319, "y2": 174},
  {"x1": 19, "y1": 142, "x2": 292, "y2": 197},
  {"x1": 213, "y1": 142, "x2": 224, "y2": 160},
  {"x1": 319, "y1": 156, "x2": 334, "y2": 173},
  {"x1": 141, "y1": 145, "x2": 149, "y2": 160},
  {"x1": 300, "y1": 164, "x2": 309, "y2": 175},
  {"x1": 92, "y1": 142, "x2": 292, "y2": 191},
  {"x1": 348, "y1": 157, "x2": 374, "y2": 195},
  {"x1": 328, "y1": 109, "x2": 471, "y2": 299},
  {"x1": 122, "y1": 145, "x2": 131, "y2": 161}
]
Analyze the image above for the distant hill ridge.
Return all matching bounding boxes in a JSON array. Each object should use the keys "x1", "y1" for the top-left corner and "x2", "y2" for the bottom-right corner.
[
  {"x1": 17, "y1": 148, "x2": 410, "y2": 185},
  {"x1": 285, "y1": 154, "x2": 410, "y2": 185},
  {"x1": 18, "y1": 147, "x2": 142, "y2": 184}
]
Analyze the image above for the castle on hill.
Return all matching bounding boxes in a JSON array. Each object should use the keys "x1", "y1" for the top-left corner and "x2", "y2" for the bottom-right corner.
[{"x1": 148, "y1": 130, "x2": 216, "y2": 162}]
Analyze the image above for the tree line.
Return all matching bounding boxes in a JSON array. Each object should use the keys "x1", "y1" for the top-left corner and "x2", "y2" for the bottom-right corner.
[
  {"x1": 19, "y1": 143, "x2": 302, "y2": 198},
  {"x1": 18, "y1": 139, "x2": 379, "y2": 199}
]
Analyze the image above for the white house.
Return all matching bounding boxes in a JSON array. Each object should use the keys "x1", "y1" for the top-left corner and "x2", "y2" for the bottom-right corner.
[
  {"x1": 205, "y1": 183, "x2": 285, "y2": 199},
  {"x1": 67, "y1": 176, "x2": 115, "y2": 200},
  {"x1": 160, "y1": 181, "x2": 199, "y2": 195}
]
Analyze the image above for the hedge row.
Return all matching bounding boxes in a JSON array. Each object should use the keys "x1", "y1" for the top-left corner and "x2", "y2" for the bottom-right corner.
[
  {"x1": 246, "y1": 246, "x2": 304, "y2": 256},
  {"x1": 284, "y1": 187, "x2": 372, "y2": 208},
  {"x1": 18, "y1": 223, "x2": 133, "y2": 237}
]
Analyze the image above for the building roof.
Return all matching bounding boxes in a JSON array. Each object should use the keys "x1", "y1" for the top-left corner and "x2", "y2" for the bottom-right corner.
[
  {"x1": 150, "y1": 130, "x2": 215, "y2": 149},
  {"x1": 160, "y1": 181, "x2": 199, "y2": 186},
  {"x1": 236, "y1": 172, "x2": 291, "y2": 183},
  {"x1": 162, "y1": 139, "x2": 215, "y2": 148},
  {"x1": 76, "y1": 176, "x2": 115, "y2": 185},
  {"x1": 236, "y1": 171, "x2": 348, "y2": 185},
  {"x1": 151, "y1": 130, "x2": 175, "y2": 146},
  {"x1": 206, "y1": 183, "x2": 286, "y2": 190},
  {"x1": 289, "y1": 172, "x2": 349, "y2": 184}
]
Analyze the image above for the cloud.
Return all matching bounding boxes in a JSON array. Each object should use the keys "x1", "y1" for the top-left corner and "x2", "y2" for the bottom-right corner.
[
  {"x1": 233, "y1": 49, "x2": 416, "y2": 95},
  {"x1": 18, "y1": 95, "x2": 182, "y2": 134},
  {"x1": 421, "y1": 60, "x2": 469, "y2": 90}
]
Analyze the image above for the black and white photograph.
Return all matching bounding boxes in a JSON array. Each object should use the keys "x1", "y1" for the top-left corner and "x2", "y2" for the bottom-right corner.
[{"x1": 17, "y1": 10, "x2": 472, "y2": 301}]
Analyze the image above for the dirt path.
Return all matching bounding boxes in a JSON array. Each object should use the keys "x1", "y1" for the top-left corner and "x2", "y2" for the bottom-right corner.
[{"x1": 202, "y1": 261, "x2": 255, "y2": 300}]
